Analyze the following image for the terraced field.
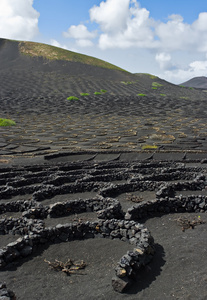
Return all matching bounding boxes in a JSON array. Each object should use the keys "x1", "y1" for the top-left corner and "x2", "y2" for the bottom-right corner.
[
  {"x1": 1, "y1": 38, "x2": 207, "y2": 300},
  {"x1": 0, "y1": 158, "x2": 207, "y2": 299}
]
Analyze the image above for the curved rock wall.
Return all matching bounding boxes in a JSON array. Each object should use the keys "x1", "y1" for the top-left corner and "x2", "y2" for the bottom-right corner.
[{"x1": 0, "y1": 159, "x2": 206, "y2": 294}]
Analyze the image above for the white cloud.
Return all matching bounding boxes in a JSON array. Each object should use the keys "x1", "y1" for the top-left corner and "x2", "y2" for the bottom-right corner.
[
  {"x1": 193, "y1": 12, "x2": 207, "y2": 32},
  {"x1": 71, "y1": 0, "x2": 207, "y2": 54},
  {"x1": 192, "y1": 13, "x2": 207, "y2": 52},
  {"x1": 60, "y1": 0, "x2": 207, "y2": 82},
  {"x1": 159, "y1": 58, "x2": 207, "y2": 84},
  {"x1": 63, "y1": 24, "x2": 96, "y2": 48},
  {"x1": 155, "y1": 14, "x2": 202, "y2": 52},
  {"x1": 90, "y1": 0, "x2": 130, "y2": 33},
  {"x1": 155, "y1": 52, "x2": 173, "y2": 70},
  {"x1": 90, "y1": 0, "x2": 155, "y2": 49},
  {"x1": 189, "y1": 60, "x2": 207, "y2": 71},
  {"x1": 0, "y1": 0, "x2": 39, "y2": 40},
  {"x1": 63, "y1": 24, "x2": 97, "y2": 40},
  {"x1": 76, "y1": 39, "x2": 94, "y2": 47}
]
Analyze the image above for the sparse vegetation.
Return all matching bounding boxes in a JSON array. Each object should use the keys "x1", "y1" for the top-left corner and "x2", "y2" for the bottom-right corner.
[
  {"x1": 141, "y1": 73, "x2": 157, "y2": 79},
  {"x1": 126, "y1": 193, "x2": 144, "y2": 203},
  {"x1": 160, "y1": 94, "x2": 167, "y2": 96},
  {"x1": 149, "y1": 133, "x2": 175, "y2": 142},
  {"x1": 137, "y1": 93, "x2": 146, "y2": 97},
  {"x1": 18, "y1": 41, "x2": 127, "y2": 72},
  {"x1": 121, "y1": 81, "x2": 134, "y2": 85},
  {"x1": 94, "y1": 92, "x2": 102, "y2": 95},
  {"x1": 44, "y1": 258, "x2": 87, "y2": 275},
  {"x1": 149, "y1": 74, "x2": 157, "y2": 79},
  {"x1": 0, "y1": 118, "x2": 16, "y2": 126},
  {"x1": 176, "y1": 216, "x2": 205, "y2": 232},
  {"x1": 142, "y1": 144, "x2": 158, "y2": 150},
  {"x1": 100, "y1": 89, "x2": 107, "y2": 93},
  {"x1": 67, "y1": 96, "x2": 79, "y2": 101},
  {"x1": 80, "y1": 93, "x2": 89, "y2": 96},
  {"x1": 152, "y1": 82, "x2": 163, "y2": 87},
  {"x1": 152, "y1": 87, "x2": 157, "y2": 90},
  {"x1": 180, "y1": 96, "x2": 189, "y2": 100}
]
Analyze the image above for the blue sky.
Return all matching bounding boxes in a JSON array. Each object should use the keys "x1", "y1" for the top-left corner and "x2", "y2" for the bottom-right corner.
[{"x1": 0, "y1": 0, "x2": 207, "y2": 83}]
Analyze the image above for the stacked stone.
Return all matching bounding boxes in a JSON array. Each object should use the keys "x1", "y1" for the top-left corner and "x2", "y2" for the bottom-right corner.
[
  {"x1": 0, "y1": 217, "x2": 44, "y2": 235},
  {"x1": 0, "y1": 219, "x2": 154, "y2": 283},
  {"x1": 156, "y1": 175, "x2": 205, "y2": 198},
  {"x1": 110, "y1": 221, "x2": 154, "y2": 292},
  {"x1": 128, "y1": 170, "x2": 197, "y2": 182},
  {"x1": 0, "y1": 185, "x2": 38, "y2": 199},
  {"x1": 99, "y1": 181, "x2": 160, "y2": 198},
  {"x1": 125, "y1": 195, "x2": 207, "y2": 220},
  {"x1": 0, "y1": 283, "x2": 16, "y2": 300},
  {"x1": 0, "y1": 162, "x2": 204, "y2": 203},
  {"x1": 0, "y1": 236, "x2": 34, "y2": 268},
  {"x1": 96, "y1": 200, "x2": 124, "y2": 219},
  {"x1": 113, "y1": 245, "x2": 155, "y2": 292},
  {"x1": 21, "y1": 206, "x2": 48, "y2": 219},
  {"x1": 48, "y1": 197, "x2": 123, "y2": 219},
  {"x1": 0, "y1": 160, "x2": 206, "y2": 295},
  {"x1": 0, "y1": 200, "x2": 44, "y2": 216},
  {"x1": 32, "y1": 182, "x2": 100, "y2": 202}
]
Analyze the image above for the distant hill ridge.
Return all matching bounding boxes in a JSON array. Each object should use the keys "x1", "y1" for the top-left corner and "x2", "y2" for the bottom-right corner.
[
  {"x1": 0, "y1": 38, "x2": 127, "y2": 72},
  {"x1": 18, "y1": 40, "x2": 127, "y2": 72},
  {"x1": 0, "y1": 38, "x2": 136, "y2": 83},
  {"x1": 0, "y1": 38, "x2": 206, "y2": 100},
  {"x1": 181, "y1": 76, "x2": 207, "y2": 89}
]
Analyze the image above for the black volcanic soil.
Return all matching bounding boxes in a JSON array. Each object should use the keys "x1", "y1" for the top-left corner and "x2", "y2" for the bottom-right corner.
[
  {"x1": 1, "y1": 38, "x2": 207, "y2": 300},
  {"x1": 1, "y1": 38, "x2": 207, "y2": 157},
  {"x1": 1, "y1": 209, "x2": 207, "y2": 300}
]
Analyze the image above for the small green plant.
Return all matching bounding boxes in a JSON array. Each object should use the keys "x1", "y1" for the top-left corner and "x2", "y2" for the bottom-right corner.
[
  {"x1": 0, "y1": 118, "x2": 16, "y2": 126},
  {"x1": 152, "y1": 82, "x2": 163, "y2": 87},
  {"x1": 189, "y1": 87, "x2": 194, "y2": 90},
  {"x1": 152, "y1": 87, "x2": 157, "y2": 90},
  {"x1": 94, "y1": 92, "x2": 102, "y2": 95},
  {"x1": 142, "y1": 144, "x2": 158, "y2": 150},
  {"x1": 80, "y1": 93, "x2": 89, "y2": 96},
  {"x1": 121, "y1": 81, "x2": 134, "y2": 85},
  {"x1": 67, "y1": 96, "x2": 79, "y2": 101},
  {"x1": 179, "y1": 85, "x2": 185, "y2": 88},
  {"x1": 180, "y1": 96, "x2": 189, "y2": 100},
  {"x1": 100, "y1": 89, "x2": 107, "y2": 93},
  {"x1": 141, "y1": 73, "x2": 157, "y2": 79},
  {"x1": 137, "y1": 93, "x2": 146, "y2": 97},
  {"x1": 160, "y1": 94, "x2": 167, "y2": 96}
]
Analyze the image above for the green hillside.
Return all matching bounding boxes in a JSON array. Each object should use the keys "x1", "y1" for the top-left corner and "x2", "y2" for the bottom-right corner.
[{"x1": 18, "y1": 41, "x2": 127, "y2": 72}]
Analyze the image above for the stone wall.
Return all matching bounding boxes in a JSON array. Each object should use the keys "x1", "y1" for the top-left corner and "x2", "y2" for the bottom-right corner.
[
  {"x1": 125, "y1": 195, "x2": 207, "y2": 220},
  {"x1": 0, "y1": 159, "x2": 206, "y2": 294},
  {"x1": 0, "y1": 282, "x2": 16, "y2": 300},
  {"x1": 0, "y1": 218, "x2": 154, "y2": 292}
]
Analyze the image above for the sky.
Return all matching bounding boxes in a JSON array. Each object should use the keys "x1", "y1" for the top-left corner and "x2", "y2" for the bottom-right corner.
[{"x1": 0, "y1": 0, "x2": 207, "y2": 84}]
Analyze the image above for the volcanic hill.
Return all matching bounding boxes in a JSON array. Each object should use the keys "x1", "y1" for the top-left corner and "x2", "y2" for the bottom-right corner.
[
  {"x1": 181, "y1": 76, "x2": 207, "y2": 89},
  {"x1": 0, "y1": 38, "x2": 207, "y2": 155},
  {"x1": 1, "y1": 39, "x2": 207, "y2": 300},
  {"x1": 0, "y1": 38, "x2": 205, "y2": 98}
]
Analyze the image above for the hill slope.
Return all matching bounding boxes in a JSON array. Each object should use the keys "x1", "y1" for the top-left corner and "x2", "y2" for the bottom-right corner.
[
  {"x1": 0, "y1": 39, "x2": 207, "y2": 154},
  {"x1": 181, "y1": 76, "x2": 207, "y2": 89},
  {"x1": 0, "y1": 38, "x2": 206, "y2": 100},
  {"x1": 0, "y1": 38, "x2": 131, "y2": 80},
  {"x1": 18, "y1": 40, "x2": 126, "y2": 71}
]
